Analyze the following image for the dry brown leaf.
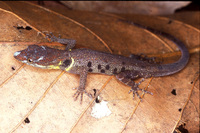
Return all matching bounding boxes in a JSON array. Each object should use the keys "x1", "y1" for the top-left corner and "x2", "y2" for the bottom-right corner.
[{"x1": 0, "y1": 1, "x2": 199, "y2": 133}]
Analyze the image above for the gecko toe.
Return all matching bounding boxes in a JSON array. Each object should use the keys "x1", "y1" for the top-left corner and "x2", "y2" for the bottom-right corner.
[
  {"x1": 80, "y1": 93, "x2": 83, "y2": 104},
  {"x1": 72, "y1": 87, "x2": 92, "y2": 103},
  {"x1": 73, "y1": 90, "x2": 81, "y2": 101},
  {"x1": 129, "y1": 85, "x2": 152, "y2": 100},
  {"x1": 142, "y1": 89, "x2": 153, "y2": 95}
]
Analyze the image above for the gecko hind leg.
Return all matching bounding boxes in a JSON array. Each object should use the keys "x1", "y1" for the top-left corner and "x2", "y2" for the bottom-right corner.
[{"x1": 116, "y1": 71, "x2": 153, "y2": 100}]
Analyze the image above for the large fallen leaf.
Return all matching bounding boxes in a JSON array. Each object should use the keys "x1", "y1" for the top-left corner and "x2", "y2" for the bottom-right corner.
[
  {"x1": 0, "y1": 1, "x2": 199, "y2": 133},
  {"x1": 61, "y1": 1, "x2": 191, "y2": 15}
]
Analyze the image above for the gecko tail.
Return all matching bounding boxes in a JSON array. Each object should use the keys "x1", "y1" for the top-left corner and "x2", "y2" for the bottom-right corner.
[
  {"x1": 119, "y1": 20, "x2": 189, "y2": 77},
  {"x1": 149, "y1": 28, "x2": 189, "y2": 77}
]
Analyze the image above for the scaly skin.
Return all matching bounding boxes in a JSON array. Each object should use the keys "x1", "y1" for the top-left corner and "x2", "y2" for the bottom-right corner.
[{"x1": 14, "y1": 22, "x2": 189, "y2": 103}]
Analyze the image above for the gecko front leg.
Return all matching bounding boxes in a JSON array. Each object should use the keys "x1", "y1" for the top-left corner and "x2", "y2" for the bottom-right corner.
[
  {"x1": 73, "y1": 69, "x2": 92, "y2": 103},
  {"x1": 116, "y1": 70, "x2": 153, "y2": 100},
  {"x1": 45, "y1": 32, "x2": 76, "y2": 50}
]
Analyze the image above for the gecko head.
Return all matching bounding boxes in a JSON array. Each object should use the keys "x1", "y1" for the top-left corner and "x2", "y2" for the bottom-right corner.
[{"x1": 14, "y1": 45, "x2": 72, "y2": 69}]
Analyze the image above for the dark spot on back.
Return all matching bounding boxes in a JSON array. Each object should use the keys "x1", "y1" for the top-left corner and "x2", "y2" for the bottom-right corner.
[
  {"x1": 87, "y1": 61, "x2": 92, "y2": 67},
  {"x1": 88, "y1": 68, "x2": 93, "y2": 72},
  {"x1": 121, "y1": 67, "x2": 125, "y2": 72},
  {"x1": 113, "y1": 68, "x2": 117, "y2": 74},
  {"x1": 62, "y1": 59, "x2": 72, "y2": 67},
  {"x1": 122, "y1": 62, "x2": 125, "y2": 65},
  {"x1": 98, "y1": 64, "x2": 101, "y2": 69},
  {"x1": 101, "y1": 69, "x2": 105, "y2": 73},
  {"x1": 105, "y1": 65, "x2": 110, "y2": 70}
]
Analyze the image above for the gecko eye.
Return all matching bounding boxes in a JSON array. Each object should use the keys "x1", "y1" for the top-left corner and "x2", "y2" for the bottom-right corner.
[{"x1": 28, "y1": 58, "x2": 33, "y2": 63}]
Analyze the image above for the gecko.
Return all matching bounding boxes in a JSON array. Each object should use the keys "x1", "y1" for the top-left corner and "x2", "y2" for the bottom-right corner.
[{"x1": 13, "y1": 22, "x2": 189, "y2": 103}]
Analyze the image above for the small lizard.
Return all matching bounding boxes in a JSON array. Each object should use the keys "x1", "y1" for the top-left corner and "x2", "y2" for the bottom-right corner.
[{"x1": 14, "y1": 23, "x2": 189, "y2": 103}]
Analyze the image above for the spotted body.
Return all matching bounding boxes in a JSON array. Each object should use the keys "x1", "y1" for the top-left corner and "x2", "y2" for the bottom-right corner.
[
  {"x1": 69, "y1": 49, "x2": 159, "y2": 76},
  {"x1": 14, "y1": 23, "x2": 189, "y2": 103}
]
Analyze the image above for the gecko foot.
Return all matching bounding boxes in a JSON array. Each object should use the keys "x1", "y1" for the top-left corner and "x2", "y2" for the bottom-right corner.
[
  {"x1": 45, "y1": 32, "x2": 56, "y2": 42},
  {"x1": 73, "y1": 87, "x2": 93, "y2": 104},
  {"x1": 128, "y1": 80, "x2": 153, "y2": 101}
]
